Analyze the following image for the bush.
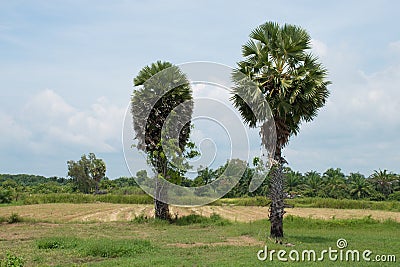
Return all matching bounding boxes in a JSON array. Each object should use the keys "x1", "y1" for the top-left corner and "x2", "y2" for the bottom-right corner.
[
  {"x1": 7, "y1": 213, "x2": 22, "y2": 224},
  {"x1": 174, "y1": 213, "x2": 231, "y2": 226},
  {"x1": 212, "y1": 196, "x2": 270, "y2": 206},
  {"x1": 37, "y1": 237, "x2": 78, "y2": 250},
  {"x1": 388, "y1": 192, "x2": 400, "y2": 201},
  {"x1": 0, "y1": 189, "x2": 12, "y2": 204},
  {"x1": 1, "y1": 252, "x2": 24, "y2": 267},
  {"x1": 369, "y1": 192, "x2": 386, "y2": 201},
  {"x1": 82, "y1": 239, "x2": 153, "y2": 258},
  {"x1": 37, "y1": 237, "x2": 153, "y2": 258},
  {"x1": 173, "y1": 214, "x2": 209, "y2": 225},
  {"x1": 131, "y1": 214, "x2": 151, "y2": 224}
]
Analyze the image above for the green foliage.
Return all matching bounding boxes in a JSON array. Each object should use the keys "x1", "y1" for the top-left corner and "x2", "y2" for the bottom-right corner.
[
  {"x1": 173, "y1": 213, "x2": 231, "y2": 226},
  {"x1": 0, "y1": 188, "x2": 12, "y2": 204},
  {"x1": 37, "y1": 237, "x2": 153, "y2": 258},
  {"x1": 369, "y1": 169, "x2": 398, "y2": 197},
  {"x1": 213, "y1": 196, "x2": 270, "y2": 206},
  {"x1": 284, "y1": 214, "x2": 382, "y2": 228},
  {"x1": 30, "y1": 181, "x2": 69, "y2": 194},
  {"x1": 388, "y1": 191, "x2": 400, "y2": 201},
  {"x1": 348, "y1": 172, "x2": 374, "y2": 199},
  {"x1": 130, "y1": 213, "x2": 231, "y2": 226},
  {"x1": 286, "y1": 197, "x2": 400, "y2": 211},
  {"x1": 0, "y1": 174, "x2": 51, "y2": 186},
  {"x1": 0, "y1": 166, "x2": 399, "y2": 204},
  {"x1": 67, "y1": 153, "x2": 106, "y2": 194},
  {"x1": 22, "y1": 193, "x2": 153, "y2": 205},
  {"x1": 82, "y1": 239, "x2": 153, "y2": 258},
  {"x1": 131, "y1": 214, "x2": 151, "y2": 224},
  {"x1": 131, "y1": 61, "x2": 194, "y2": 180},
  {"x1": 37, "y1": 237, "x2": 78, "y2": 249},
  {"x1": 7, "y1": 213, "x2": 22, "y2": 224},
  {"x1": 232, "y1": 21, "x2": 330, "y2": 148},
  {"x1": 0, "y1": 253, "x2": 24, "y2": 267},
  {"x1": 3, "y1": 212, "x2": 399, "y2": 266}
]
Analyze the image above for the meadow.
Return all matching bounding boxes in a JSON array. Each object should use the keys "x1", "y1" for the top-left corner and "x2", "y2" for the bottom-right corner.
[{"x1": 0, "y1": 202, "x2": 399, "y2": 266}]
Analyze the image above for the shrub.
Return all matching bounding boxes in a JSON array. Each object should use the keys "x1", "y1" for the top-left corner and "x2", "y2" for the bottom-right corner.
[
  {"x1": 0, "y1": 189, "x2": 12, "y2": 204},
  {"x1": 369, "y1": 192, "x2": 386, "y2": 201},
  {"x1": 388, "y1": 192, "x2": 400, "y2": 201},
  {"x1": 174, "y1": 213, "x2": 231, "y2": 226},
  {"x1": 174, "y1": 214, "x2": 208, "y2": 225},
  {"x1": 131, "y1": 214, "x2": 151, "y2": 224},
  {"x1": 212, "y1": 196, "x2": 270, "y2": 206},
  {"x1": 37, "y1": 237, "x2": 78, "y2": 250},
  {"x1": 37, "y1": 237, "x2": 153, "y2": 258},
  {"x1": 7, "y1": 213, "x2": 22, "y2": 224},
  {"x1": 82, "y1": 239, "x2": 153, "y2": 258},
  {"x1": 1, "y1": 252, "x2": 24, "y2": 267}
]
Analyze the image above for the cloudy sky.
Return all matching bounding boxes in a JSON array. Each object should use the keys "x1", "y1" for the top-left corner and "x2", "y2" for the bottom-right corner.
[{"x1": 1, "y1": 0, "x2": 399, "y2": 178}]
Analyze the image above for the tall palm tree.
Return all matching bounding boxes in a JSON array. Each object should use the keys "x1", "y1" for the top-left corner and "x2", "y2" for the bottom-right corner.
[
  {"x1": 231, "y1": 22, "x2": 330, "y2": 238},
  {"x1": 131, "y1": 61, "x2": 193, "y2": 220}
]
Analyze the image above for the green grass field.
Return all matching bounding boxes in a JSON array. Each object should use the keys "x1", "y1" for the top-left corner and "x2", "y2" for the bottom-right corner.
[{"x1": 0, "y1": 204, "x2": 399, "y2": 266}]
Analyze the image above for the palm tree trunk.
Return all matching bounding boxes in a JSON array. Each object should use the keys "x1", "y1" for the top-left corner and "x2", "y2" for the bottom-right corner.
[
  {"x1": 154, "y1": 199, "x2": 170, "y2": 220},
  {"x1": 269, "y1": 145, "x2": 285, "y2": 238},
  {"x1": 154, "y1": 157, "x2": 171, "y2": 221}
]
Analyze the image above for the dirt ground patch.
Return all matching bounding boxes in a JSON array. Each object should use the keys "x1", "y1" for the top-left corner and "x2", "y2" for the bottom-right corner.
[{"x1": 0, "y1": 203, "x2": 399, "y2": 223}]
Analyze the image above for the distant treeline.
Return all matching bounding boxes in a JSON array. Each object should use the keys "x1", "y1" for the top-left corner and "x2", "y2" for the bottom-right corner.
[
  {"x1": 0, "y1": 174, "x2": 69, "y2": 186},
  {"x1": 1, "y1": 164, "x2": 400, "y2": 204}
]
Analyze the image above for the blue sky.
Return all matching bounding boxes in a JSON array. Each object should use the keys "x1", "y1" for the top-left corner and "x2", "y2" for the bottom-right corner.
[{"x1": 1, "y1": 0, "x2": 399, "y2": 178}]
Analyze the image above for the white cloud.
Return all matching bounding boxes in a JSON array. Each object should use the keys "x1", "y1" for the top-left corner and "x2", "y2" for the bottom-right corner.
[
  {"x1": 0, "y1": 111, "x2": 31, "y2": 147},
  {"x1": 311, "y1": 39, "x2": 328, "y2": 57},
  {"x1": 18, "y1": 89, "x2": 126, "y2": 154},
  {"x1": 287, "y1": 41, "x2": 400, "y2": 175}
]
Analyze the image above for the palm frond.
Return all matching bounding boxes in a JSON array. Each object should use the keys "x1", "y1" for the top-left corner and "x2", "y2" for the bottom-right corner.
[{"x1": 231, "y1": 21, "x2": 331, "y2": 150}]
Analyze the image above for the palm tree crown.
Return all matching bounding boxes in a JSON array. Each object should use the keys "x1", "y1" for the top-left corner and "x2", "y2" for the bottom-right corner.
[
  {"x1": 131, "y1": 60, "x2": 193, "y2": 158},
  {"x1": 232, "y1": 22, "x2": 331, "y2": 154}
]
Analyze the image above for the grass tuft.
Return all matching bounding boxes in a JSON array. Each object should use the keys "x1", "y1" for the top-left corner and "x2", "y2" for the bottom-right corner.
[
  {"x1": 82, "y1": 239, "x2": 153, "y2": 258},
  {"x1": 0, "y1": 252, "x2": 24, "y2": 267},
  {"x1": 37, "y1": 237, "x2": 78, "y2": 250},
  {"x1": 7, "y1": 213, "x2": 22, "y2": 224},
  {"x1": 173, "y1": 213, "x2": 231, "y2": 226},
  {"x1": 37, "y1": 237, "x2": 154, "y2": 258}
]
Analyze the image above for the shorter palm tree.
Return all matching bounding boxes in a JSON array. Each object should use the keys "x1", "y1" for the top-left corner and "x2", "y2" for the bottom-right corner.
[
  {"x1": 370, "y1": 169, "x2": 396, "y2": 198},
  {"x1": 303, "y1": 171, "x2": 323, "y2": 197},
  {"x1": 322, "y1": 168, "x2": 347, "y2": 198},
  {"x1": 348, "y1": 173, "x2": 373, "y2": 199},
  {"x1": 284, "y1": 168, "x2": 302, "y2": 194},
  {"x1": 131, "y1": 61, "x2": 193, "y2": 220}
]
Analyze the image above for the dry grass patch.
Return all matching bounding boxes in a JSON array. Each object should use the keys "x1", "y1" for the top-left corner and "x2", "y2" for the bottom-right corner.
[{"x1": 1, "y1": 203, "x2": 399, "y2": 223}]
